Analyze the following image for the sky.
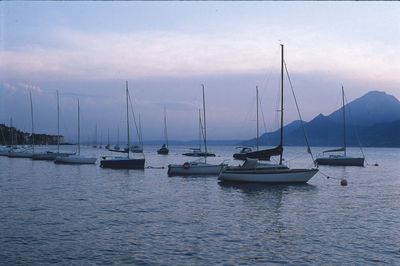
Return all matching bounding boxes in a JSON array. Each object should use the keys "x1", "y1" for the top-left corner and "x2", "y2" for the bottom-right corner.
[{"x1": 0, "y1": 1, "x2": 399, "y2": 142}]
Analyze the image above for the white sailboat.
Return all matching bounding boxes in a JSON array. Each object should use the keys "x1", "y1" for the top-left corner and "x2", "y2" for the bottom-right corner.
[
  {"x1": 219, "y1": 44, "x2": 318, "y2": 183},
  {"x1": 168, "y1": 85, "x2": 226, "y2": 176},
  {"x1": 100, "y1": 81, "x2": 145, "y2": 169},
  {"x1": 315, "y1": 87, "x2": 365, "y2": 166},
  {"x1": 182, "y1": 109, "x2": 215, "y2": 157},
  {"x1": 8, "y1": 91, "x2": 35, "y2": 158},
  {"x1": 54, "y1": 99, "x2": 97, "y2": 164},
  {"x1": 32, "y1": 91, "x2": 74, "y2": 160}
]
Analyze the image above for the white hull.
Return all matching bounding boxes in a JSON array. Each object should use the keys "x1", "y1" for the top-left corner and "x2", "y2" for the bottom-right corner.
[
  {"x1": 168, "y1": 162, "x2": 226, "y2": 176},
  {"x1": 8, "y1": 151, "x2": 33, "y2": 158},
  {"x1": 218, "y1": 168, "x2": 318, "y2": 183},
  {"x1": 0, "y1": 150, "x2": 10, "y2": 156},
  {"x1": 54, "y1": 155, "x2": 97, "y2": 164}
]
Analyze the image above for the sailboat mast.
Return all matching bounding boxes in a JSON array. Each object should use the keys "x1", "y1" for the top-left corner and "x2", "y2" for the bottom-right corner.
[
  {"x1": 78, "y1": 99, "x2": 80, "y2": 156},
  {"x1": 202, "y1": 84, "x2": 207, "y2": 161},
  {"x1": 164, "y1": 106, "x2": 168, "y2": 147},
  {"x1": 342, "y1": 86, "x2": 347, "y2": 157},
  {"x1": 10, "y1": 117, "x2": 13, "y2": 147},
  {"x1": 57, "y1": 90, "x2": 60, "y2": 154},
  {"x1": 198, "y1": 109, "x2": 202, "y2": 151},
  {"x1": 279, "y1": 44, "x2": 284, "y2": 165},
  {"x1": 256, "y1": 86, "x2": 259, "y2": 151},
  {"x1": 126, "y1": 81, "x2": 130, "y2": 159},
  {"x1": 139, "y1": 113, "x2": 143, "y2": 146},
  {"x1": 30, "y1": 91, "x2": 34, "y2": 153},
  {"x1": 107, "y1": 128, "x2": 110, "y2": 146}
]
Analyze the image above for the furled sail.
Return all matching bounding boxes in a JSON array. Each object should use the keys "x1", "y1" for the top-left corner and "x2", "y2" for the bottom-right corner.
[{"x1": 322, "y1": 147, "x2": 345, "y2": 153}]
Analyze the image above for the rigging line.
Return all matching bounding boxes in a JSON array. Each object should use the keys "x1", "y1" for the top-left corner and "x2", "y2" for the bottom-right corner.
[
  {"x1": 344, "y1": 93, "x2": 366, "y2": 158},
  {"x1": 127, "y1": 90, "x2": 141, "y2": 144},
  {"x1": 284, "y1": 61, "x2": 316, "y2": 164},
  {"x1": 318, "y1": 170, "x2": 343, "y2": 181}
]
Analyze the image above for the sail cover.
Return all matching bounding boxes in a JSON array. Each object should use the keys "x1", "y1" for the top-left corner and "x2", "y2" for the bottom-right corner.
[
  {"x1": 233, "y1": 145, "x2": 283, "y2": 161},
  {"x1": 323, "y1": 147, "x2": 345, "y2": 153}
]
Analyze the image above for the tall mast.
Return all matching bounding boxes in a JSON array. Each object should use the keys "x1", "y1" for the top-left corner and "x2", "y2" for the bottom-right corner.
[
  {"x1": 198, "y1": 109, "x2": 202, "y2": 151},
  {"x1": 57, "y1": 90, "x2": 60, "y2": 154},
  {"x1": 138, "y1": 113, "x2": 143, "y2": 146},
  {"x1": 30, "y1": 91, "x2": 34, "y2": 153},
  {"x1": 77, "y1": 98, "x2": 80, "y2": 156},
  {"x1": 107, "y1": 128, "x2": 110, "y2": 146},
  {"x1": 279, "y1": 44, "x2": 284, "y2": 165},
  {"x1": 342, "y1": 86, "x2": 346, "y2": 157},
  {"x1": 10, "y1": 117, "x2": 13, "y2": 147},
  {"x1": 164, "y1": 106, "x2": 168, "y2": 147},
  {"x1": 256, "y1": 86, "x2": 259, "y2": 151},
  {"x1": 117, "y1": 127, "x2": 120, "y2": 146},
  {"x1": 202, "y1": 84, "x2": 207, "y2": 161},
  {"x1": 94, "y1": 124, "x2": 97, "y2": 146},
  {"x1": 126, "y1": 81, "x2": 130, "y2": 159}
]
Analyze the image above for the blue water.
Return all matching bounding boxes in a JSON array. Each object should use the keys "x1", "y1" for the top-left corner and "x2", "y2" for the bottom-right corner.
[{"x1": 1, "y1": 146, "x2": 399, "y2": 265}]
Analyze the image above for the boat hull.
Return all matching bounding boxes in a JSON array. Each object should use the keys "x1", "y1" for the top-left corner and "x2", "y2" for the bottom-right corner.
[
  {"x1": 100, "y1": 158, "x2": 145, "y2": 169},
  {"x1": 157, "y1": 147, "x2": 169, "y2": 155},
  {"x1": 182, "y1": 152, "x2": 216, "y2": 157},
  {"x1": 32, "y1": 152, "x2": 75, "y2": 161},
  {"x1": 8, "y1": 151, "x2": 33, "y2": 158},
  {"x1": 0, "y1": 150, "x2": 10, "y2": 156},
  {"x1": 54, "y1": 155, "x2": 97, "y2": 165},
  {"x1": 168, "y1": 162, "x2": 225, "y2": 176},
  {"x1": 218, "y1": 168, "x2": 318, "y2": 183},
  {"x1": 315, "y1": 157, "x2": 364, "y2": 167},
  {"x1": 32, "y1": 153, "x2": 58, "y2": 160}
]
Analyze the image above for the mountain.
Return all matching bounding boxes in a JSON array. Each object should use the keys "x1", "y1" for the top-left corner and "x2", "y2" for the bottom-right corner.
[
  {"x1": 253, "y1": 91, "x2": 400, "y2": 147},
  {"x1": 328, "y1": 91, "x2": 400, "y2": 126}
]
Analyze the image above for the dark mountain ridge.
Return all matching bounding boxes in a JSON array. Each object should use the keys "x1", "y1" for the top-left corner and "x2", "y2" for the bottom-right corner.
[{"x1": 245, "y1": 90, "x2": 400, "y2": 147}]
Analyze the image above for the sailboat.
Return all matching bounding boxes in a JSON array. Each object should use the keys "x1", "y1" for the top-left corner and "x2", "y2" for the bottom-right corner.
[
  {"x1": 157, "y1": 107, "x2": 169, "y2": 155},
  {"x1": 92, "y1": 124, "x2": 98, "y2": 148},
  {"x1": 315, "y1": 87, "x2": 365, "y2": 166},
  {"x1": 105, "y1": 129, "x2": 110, "y2": 150},
  {"x1": 100, "y1": 81, "x2": 145, "y2": 169},
  {"x1": 182, "y1": 109, "x2": 216, "y2": 157},
  {"x1": 32, "y1": 91, "x2": 74, "y2": 160},
  {"x1": 219, "y1": 44, "x2": 318, "y2": 183},
  {"x1": 8, "y1": 91, "x2": 35, "y2": 158},
  {"x1": 233, "y1": 86, "x2": 282, "y2": 161},
  {"x1": 168, "y1": 85, "x2": 226, "y2": 176},
  {"x1": 54, "y1": 99, "x2": 97, "y2": 164}
]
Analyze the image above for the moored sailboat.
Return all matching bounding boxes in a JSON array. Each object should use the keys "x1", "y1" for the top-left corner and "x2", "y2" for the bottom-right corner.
[
  {"x1": 315, "y1": 87, "x2": 365, "y2": 167},
  {"x1": 8, "y1": 92, "x2": 35, "y2": 158},
  {"x1": 32, "y1": 91, "x2": 74, "y2": 160},
  {"x1": 54, "y1": 99, "x2": 97, "y2": 164},
  {"x1": 168, "y1": 85, "x2": 226, "y2": 176},
  {"x1": 182, "y1": 109, "x2": 215, "y2": 157},
  {"x1": 219, "y1": 44, "x2": 318, "y2": 184},
  {"x1": 157, "y1": 107, "x2": 169, "y2": 155},
  {"x1": 100, "y1": 81, "x2": 145, "y2": 169}
]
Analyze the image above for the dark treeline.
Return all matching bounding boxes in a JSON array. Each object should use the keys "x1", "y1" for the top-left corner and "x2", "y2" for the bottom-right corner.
[{"x1": 0, "y1": 124, "x2": 63, "y2": 145}]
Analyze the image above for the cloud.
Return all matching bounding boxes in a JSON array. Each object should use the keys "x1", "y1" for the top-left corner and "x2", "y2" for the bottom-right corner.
[{"x1": 1, "y1": 27, "x2": 398, "y2": 86}]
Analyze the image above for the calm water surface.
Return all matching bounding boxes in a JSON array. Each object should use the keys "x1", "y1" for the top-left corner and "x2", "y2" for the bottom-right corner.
[{"x1": 1, "y1": 146, "x2": 399, "y2": 265}]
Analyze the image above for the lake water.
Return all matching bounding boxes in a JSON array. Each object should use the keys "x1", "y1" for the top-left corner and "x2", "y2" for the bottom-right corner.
[{"x1": 1, "y1": 145, "x2": 399, "y2": 265}]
